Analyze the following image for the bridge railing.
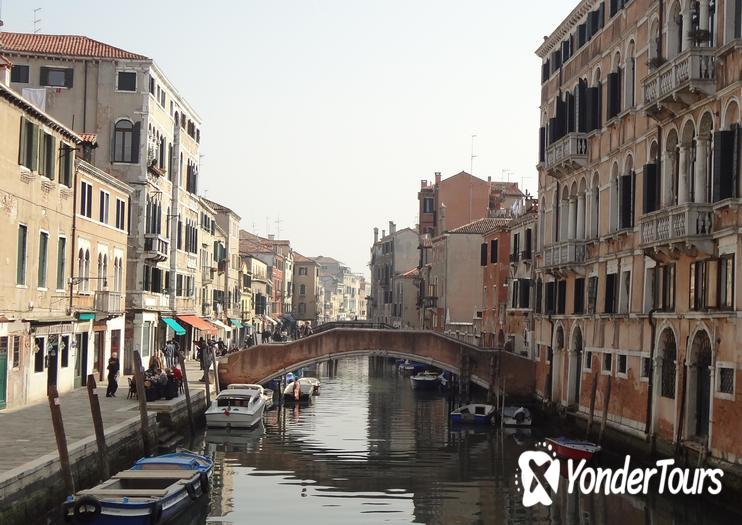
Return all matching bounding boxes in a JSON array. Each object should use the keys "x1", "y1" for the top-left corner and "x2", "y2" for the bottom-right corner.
[{"x1": 313, "y1": 320, "x2": 396, "y2": 334}]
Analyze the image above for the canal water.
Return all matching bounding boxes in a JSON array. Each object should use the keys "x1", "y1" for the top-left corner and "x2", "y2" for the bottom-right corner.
[{"x1": 194, "y1": 356, "x2": 739, "y2": 525}]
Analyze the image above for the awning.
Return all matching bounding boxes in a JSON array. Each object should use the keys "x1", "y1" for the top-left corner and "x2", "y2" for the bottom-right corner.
[
  {"x1": 262, "y1": 315, "x2": 277, "y2": 326},
  {"x1": 161, "y1": 317, "x2": 186, "y2": 336},
  {"x1": 76, "y1": 312, "x2": 96, "y2": 321},
  {"x1": 177, "y1": 315, "x2": 217, "y2": 335},
  {"x1": 230, "y1": 319, "x2": 243, "y2": 329},
  {"x1": 211, "y1": 319, "x2": 232, "y2": 332},
  {"x1": 281, "y1": 313, "x2": 296, "y2": 325}
]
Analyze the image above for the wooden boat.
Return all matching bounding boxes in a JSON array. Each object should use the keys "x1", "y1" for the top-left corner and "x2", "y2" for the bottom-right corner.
[
  {"x1": 298, "y1": 377, "x2": 321, "y2": 395},
  {"x1": 409, "y1": 370, "x2": 441, "y2": 390},
  {"x1": 450, "y1": 403, "x2": 496, "y2": 425},
  {"x1": 61, "y1": 453, "x2": 213, "y2": 525},
  {"x1": 500, "y1": 406, "x2": 532, "y2": 427},
  {"x1": 282, "y1": 380, "x2": 314, "y2": 401},
  {"x1": 131, "y1": 451, "x2": 213, "y2": 474},
  {"x1": 545, "y1": 437, "x2": 601, "y2": 461},
  {"x1": 398, "y1": 360, "x2": 417, "y2": 375},
  {"x1": 205, "y1": 386, "x2": 267, "y2": 428}
]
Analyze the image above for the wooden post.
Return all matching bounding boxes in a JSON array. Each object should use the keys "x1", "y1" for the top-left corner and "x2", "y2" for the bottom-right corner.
[
  {"x1": 133, "y1": 351, "x2": 152, "y2": 455},
  {"x1": 86, "y1": 375, "x2": 109, "y2": 481},
  {"x1": 598, "y1": 374, "x2": 613, "y2": 444},
  {"x1": 585, "y1": 372, "x2": 599, "y2": 439},
  {"x1": 177, "y1": 350, "x2": 195, "y2": 435},
  {"x1": 48, "y1": 385, "x2": 75, "y2": 495},
  {"x1": 203, "y1": 351, "x2": 211, "y2": 407},
  {"x1": 211, "y1": 348, "x2": 220, "y2": 394}
]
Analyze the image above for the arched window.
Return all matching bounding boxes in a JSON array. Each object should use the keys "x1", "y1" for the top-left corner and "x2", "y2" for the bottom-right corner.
[
  {"x1": 668, "y1": 2, "x2": 683, "y2": 59},
  {"x1": 724, "y1": 0, "x2": 742, "y2": 43},
  {"x1": 77, "y1": 248, "x2": 85, "y2": 293},
  {"x1": 84, "y1": 249, "x2": 91, "y2": 292},
  {"x1": 591, "y1": 172, "x2": 600, "y2": 238},
  {"x1": 625, "y1": 41, "x2": 635, "y2": 109},
  {"x1": 97, "y1": 253, "x2": 104, "y2": 290},
  {"x1": 113, "y1": 119, "x2": 140, "y2": 163},
  {"x1": 660, "y1": 329, "x2": 677, "y2": 398}
]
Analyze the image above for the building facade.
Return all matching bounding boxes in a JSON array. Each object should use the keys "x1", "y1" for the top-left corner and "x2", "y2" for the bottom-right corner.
[
  {"x1": 292, "y1": 253, "x2": 320, "y2": 323},
  {"x1": 534, "y1": 0, "x2": 742, "y2": 466},
  {"x1": 480, "y1": 224, "x2": 511, "y2": 348}
]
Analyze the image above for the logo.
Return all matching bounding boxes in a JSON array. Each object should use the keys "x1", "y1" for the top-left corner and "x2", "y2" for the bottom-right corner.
[{"x1": 516, "y1": 442, "x2": 724, "y2": 507}]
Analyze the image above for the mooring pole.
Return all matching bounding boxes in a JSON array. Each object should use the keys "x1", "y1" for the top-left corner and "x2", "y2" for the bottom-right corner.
[
  {"x1": 203, "y1": 352, "x2": 212, "y2": 407},
  {"x1": 211, "y1": 348, "x2": 220, "y2": 394},
  {"x1": 48, "y1": 385, "x2": 75, "y2": 495},
  {"x1": 598, "y1": 374, "x2": 612, "y2": 444},
  {"x1": 133, "y1": 351, "x2": 152, "y2": 455},
  {"x1": 585, "y1": 372, "x2": 599, "y2": 439},
  {"x1": 86, "y1": 375, "x2": 109, "y2": 480},
  {"x1": 177, "y1": 350, "x2": 195, "y2": 436}
]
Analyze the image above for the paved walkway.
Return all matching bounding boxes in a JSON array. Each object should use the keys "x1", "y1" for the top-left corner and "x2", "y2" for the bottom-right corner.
[{"x1": 0, "y1": 360, "x2": 211, "y2": 474}]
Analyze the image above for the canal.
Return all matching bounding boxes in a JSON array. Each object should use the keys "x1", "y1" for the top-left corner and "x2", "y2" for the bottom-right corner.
[{"x1": 194, "y1": 356, "x2": 736, "y2": 525}]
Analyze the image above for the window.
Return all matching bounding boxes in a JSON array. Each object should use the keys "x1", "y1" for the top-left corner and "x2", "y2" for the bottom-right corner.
[
  {"x1": 557, "y1": 280, "x2": 566, "y2": 314},
  {"x1": 511, "y1": 280, "x2": 520, "y2": 308},
  {"x1": 117, "y1": 71, "x2": 137, "y2": 91},
  {"x1": 617, "y1": 354, "x2": 627, "y2": 376},
  {"x1": 99, "y1": 191, "x2": 110, "y2": 224},
  {"x1": 56, "y1": 237, "x2": 66, "y2": 290},
  {"x1": 113, "y1": 119, "x2": 140, "y2": 163},
  {"x1": 718, "y1": 254, "x2": 734, "y2": 310},
  {"x1": 423, "y1": 197, "x2": 434, "y2": 213},
  {"x1": 80, "y1": 181, "x2": 93, "y2": 217},
  {"x1": 480, "y1": 243, "x2": 488, "y2": 266},
  {"x1": 661, "y1": 344, "x2": 676, "y2": 398},
  {"x1": 41, "y1": 67, "x2": 73, "y2": 88},
  {"x1": 604, "y1": 273, "x2": 618, "y2": 313},
  {"x1": 12, "y1": 336, "x2": 20, "y2": 368},
  {"x1": 17, "y1": 224, "x2": 28, "y2": 285},
  {"x1": 300, "y1": 284, "x2": 306, "y2": 296},
  {"x1": 34, "y1": 337, "x2": 44, "y2": 373},
  {"x1": 490, "y1": 239, "x2": 499, "y2": 263},
  {"x1": 18, "y1": 117, "x2": 38, "y2": 170},
  {"x1": 574, "y1": 278, "x2": 585, "y2": 314},
  {"x1": 619, "y1": 173, "x2": 635, "y2": 229},
  {"x1": 587, "y1": 276, "x2": 598, "y2": 314},
  {"x1": 618, "y1": 270, "x2": 630, "y2": 314},
  {"x1": 718, "y1": 367, "x2": 735, "y2": 395},
  {"x1": 11, "y1": 64, "x2": 29, "y2": 83},
  {"x1": 149, "y1": 77, "x2": 155, "y2": 94},
  {"x1": 603, "y1": 352, "x2": 612, "y2": 373},
  {"x1": 115, "y1": 199, "x2": 126, "y2": 230},
  {"x1": 38, "y1": 132, "x2": 55, "y2": 179},
  {"x1": 545, "y1": 282, "x2": 556, "y2": 313},
  {"x1": 60, "y1": 143, "x2": 74, "y2": 187},
  {"x1": 38, "y1": 232, "x2": 49, "y2": 289},
  {"x1": 660, "y1": 264, "x2": 676, "y2": 311},
  {"x1": 61, "y1": 335, "x2": 70, "y2": 368},
  {"x1": 689, "y1": 261, "x2": 707, "y2": 311},
  {"x1": 641, "y1": 356, "x2": 651, "y2": 380},
  {"x1": 299, "y1": 267, "x2": 307, "y2": 276},
  {"x1": 584, "y1": 351, "x2": 593, "y2": 370}
]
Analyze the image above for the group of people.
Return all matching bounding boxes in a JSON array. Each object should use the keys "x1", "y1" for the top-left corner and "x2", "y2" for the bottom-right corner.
[{"x1": 143, "y1": 354, "x2": 183, "y2": 401}]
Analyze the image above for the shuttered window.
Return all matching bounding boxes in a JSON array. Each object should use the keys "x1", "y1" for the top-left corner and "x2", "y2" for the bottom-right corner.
[
  {"x1": 40, "y1": 67, "x2": 73, "y2": 88},
  {"x1": 112, "y1": 120, "x2": 140, "y2": 163},
  {"x1": 545, "y1": 282, "x2": 556, "y2": 313},
  {"x1": 607, "y1": 70, "x2": 622, "y2": 120},
  {"x1": 619, "y1": 172, "x2": 635, "y2": 229},
  {"x1": 587, "y1": 276, "x2": 598, "y2": 314},
  {"x1": 490, "y1": 239, "x2": 498, "y2": 263},
  {"x1": 539, "y1": 127, "x2": 546, "y2": 162},
  {"x1": 524, "y1": 229, "x2": 532, "y2": 259},
  {"x1": 574, "y1": 278, "x2": 585, "y2": 314},
  {"x1": 604, "y1": 273, "x2": 618, "y2": 313},
  {"x1": 712, "y1": 129, "x2": 739, "y2": 202},
  {"x1": 480, "y1": 243, "x2": 487, "y2": 266},
  {"x1": 18, "y1": 117, "x2": 39, "y2": 170},
  {"x1": 643, "y1": 164, "x2": 660, "y2": 213},
  {"x1": 557, "y1": 280, "x2": 566, "y2": 314}
]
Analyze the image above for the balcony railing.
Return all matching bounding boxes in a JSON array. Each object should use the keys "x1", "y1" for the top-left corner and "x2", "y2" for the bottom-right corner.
[
  {"x1": 543, "y1": 240, "x2": 586, "y2": 269},
  {"x1": 640, "y1": 203, "x2": 714, "y2": 252},
  {"x1": 94, "y1": 290, "x2": 123, "y2": 315},
  {"x1": 643, "y1": 48, "x2": 716, "y2": 115},
  {"x1": 545, "y1": 132, "x2": 588, "y2": 177},
  {"x1": 201, "y1": 269, "x2": 213, "y2": 284},
  {"x1": 144, "y1": 233, "x2": 169, "y2": 262}
]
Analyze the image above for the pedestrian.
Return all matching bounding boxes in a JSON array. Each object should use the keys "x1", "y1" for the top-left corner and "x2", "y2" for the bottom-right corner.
[
  {"x1": 164, "y1": 339, "x2": 175, "y2": 368},
  {"x1": 196, "y1": 337, "x2": 207, "y2": 381},
  {"x1": 106, "y1": 352, "x2": 120, "y2": 397}
]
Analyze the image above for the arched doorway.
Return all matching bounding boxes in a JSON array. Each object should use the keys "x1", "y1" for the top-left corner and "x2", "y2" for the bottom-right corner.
[
  {"x1": 687, "y1": 329, "x2": 713, "y2": 440},
  {"x1": 568, "y1": 326, "x2": 583, "y2": 407}
]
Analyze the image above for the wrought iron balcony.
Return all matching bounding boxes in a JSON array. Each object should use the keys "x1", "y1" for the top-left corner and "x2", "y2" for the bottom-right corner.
[
  {"x1": 542, "y1": 240, "x2": 586, "y2": 272},
  {"x1": 640, "y1": 203, "x2": 714, "y2": 256},
  {"x1": 545, "y1": 132, "x2": 588, "y2": 178},
  {"x1": 643, "y1": 48, "x2": 716, "y2": 119},
  {"x1": 94, "y1": 290, "x2": 123, "y2": 315},
  {"x1": 143, "y1": 233, "x2": 169, "y2": 262}
]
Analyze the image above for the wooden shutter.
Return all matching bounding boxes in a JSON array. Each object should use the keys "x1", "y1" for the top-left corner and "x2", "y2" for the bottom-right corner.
[
  {"x1": 40, "y1": 67, "x2": 50, "y2": 86},
  {"x1": 577, "y1": 80, "x2": 587, "y2": 133},
  {"x1": 585, "y1": 87, "x2": 595, "y2": 131},
  {"x1": 643, "y1": 164, "x2": 659, "y2": 213},
  {"x1": 598, "y1": 2, "x2": 605, "y2": 27},
  {"x1": 38, "y1": 133, "x2": 46, "y2": 176},
  {"x1": 525, "y1": 229, "x2": 532, "y2": 258},
  {"x1": 712, "y1": 131, "x2": 735, "y2": 201},
  {"x1": 18, "y1": 116, "x2": 26, "y2": 166},
  {"x1": 577, "y1": 24, "x2": 586, "y2": 48},
  {"x1": 131, "y1": 122, "x2": 141, "y2": 163},
  {"x1": 64, "y1": 68, "x2": 74, "y2": 88},
  {"x1": 566, "y1": 92, "x2": 575, "y2": 133},
  {"x1": 596, "y1": 81, "x2": 603, "y2": 128},
  {"x1": 548, "y1": 117, "x2": 558, "y2": 144},
  {"x1": 607, "y1": 72, "x2": 619, "y2": 119},
  {"x1": 539, "y1": 127, "x2": 546, "y2": 162},
  {"x1": 49, "y1": 136, "x2": 56, "y2": 181},
  {"x1": 30, "y1": 124, "x2": 39, "y2": 172},
  {"x1": 605, "y1": 274, "x2": 616, "y2": 313},
  {"x1": 619, "y1": 173, "x2": 633, "y2": 228}
]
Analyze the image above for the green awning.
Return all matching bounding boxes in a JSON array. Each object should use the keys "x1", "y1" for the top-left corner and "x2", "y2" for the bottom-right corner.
[
  {"x1": 77, "y1": 312, "x2": 96, "y2": 321},
  {"x1": 162, "y1": 317, "x2": 186, "y2": 336},
  {"x1": 230, "y1": 319, "x2": 243, "y2": 329}
]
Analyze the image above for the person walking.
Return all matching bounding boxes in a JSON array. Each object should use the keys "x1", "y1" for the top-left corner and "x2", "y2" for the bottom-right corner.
[
  {"x1": 164, "y1": 339, "x2": 175, "y2": 368},
  {"x1": 106, "y1": 352, "x2": 120, "y2": 397}
]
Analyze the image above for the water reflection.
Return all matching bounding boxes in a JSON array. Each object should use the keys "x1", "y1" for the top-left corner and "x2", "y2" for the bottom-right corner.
[{"x1": 199, "y1": 356, "x2": 738, "y2": 525}]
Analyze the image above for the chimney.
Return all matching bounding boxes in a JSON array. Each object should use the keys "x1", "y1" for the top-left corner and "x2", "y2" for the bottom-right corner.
[
  {"x1": 389, "y1": 221, "x2": 396, "y2": 235},
  {"x1": 487, "y1": 176, "x2": 491, "y2": 183},
  {"x1": 439, "y1": 204, "x2": 446, "y2": 234},
  {"x1": 434, "y1": 171, "x2": 442, "y2": 185},
  {"x1": 373, "y1": 227, "x2": 379, "y2": 243}
]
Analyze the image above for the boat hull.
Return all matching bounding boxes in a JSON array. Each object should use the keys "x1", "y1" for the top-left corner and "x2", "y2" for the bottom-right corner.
[
  {"x1": 545, "y1": 438, "x2": 601, "y2": 461},
  {"x1": 450, "y1": 413, "x2": 493, "y2": 425},
  {"x1": 206, "y1": 403, "x2": 265, "y2": 428},
  {"x1": 409, "y1": 376, "x2": 440, "y2": 390}
]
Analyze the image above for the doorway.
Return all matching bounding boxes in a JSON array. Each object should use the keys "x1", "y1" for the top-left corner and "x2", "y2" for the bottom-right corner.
[
  {"x1": 94, "y1": 331, "x2": 106, "y2": 381},
  {"x1": 568, "y1": 327, "x2": 583, "y2": 407},
  {"x1": 46, "y1": 334, "x2": 59, "y2": 389},
  {"x1": 74, "y1": 333, "x2": 89, "y2": 388},
  {"x1": 687, "y1": 330, "x2": 712, "y2": 440}
]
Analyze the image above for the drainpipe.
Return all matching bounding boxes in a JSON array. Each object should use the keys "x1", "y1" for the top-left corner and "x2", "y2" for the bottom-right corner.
[
  {"x1": 645, "y1": 308, "x2": 659, "y2": 437},
  {"x1": 82, "y1": 61, "x2": 88, "y2": 133}
]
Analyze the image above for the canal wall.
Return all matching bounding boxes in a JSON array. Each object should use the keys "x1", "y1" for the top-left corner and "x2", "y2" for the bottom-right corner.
[{"x1": 0, "y1": 389, "x2": 208, "y2": 525}]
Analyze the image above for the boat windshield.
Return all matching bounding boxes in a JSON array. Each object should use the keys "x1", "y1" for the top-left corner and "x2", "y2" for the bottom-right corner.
[
  {"x1": 217, "y1": 396, "x2": 254, "y2": 407},
  {"x1": 474, "y1": 406, "x2": 486, "y2": 415}
]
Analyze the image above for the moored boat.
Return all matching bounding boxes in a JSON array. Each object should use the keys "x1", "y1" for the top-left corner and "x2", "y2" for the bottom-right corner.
[
  {"x1": 298, "y1": 377, "x2": 321, "y2": 395},
  {"x1": 450, "y1": 403, "x2": 496, "y2": 425},
  {"x1": 205, "y1": 386, "x2": 267, "y2": 429},
  {"x1": 545, "y1": 437, "x2": 601, "y2": 461},
  {"x1": 500, "y1": 406, "x2": 532, "y2": 427},
  {"x1": 226, "y1": 383, "x2": 274, "y2": 408},
  {"x1": 61, "y1": 453, "x2": 213, "y2": 525},
  {"x1": 409, "y1": 370, "x2": 441, "y2": 390},
  {"x1": 282, "y1": 379, "x2": 314, "y2": 401}
]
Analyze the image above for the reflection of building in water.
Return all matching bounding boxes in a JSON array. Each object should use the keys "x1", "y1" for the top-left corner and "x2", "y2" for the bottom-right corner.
[{"x1": 208, "y1": 449, "x2": 234, "y2": 520}]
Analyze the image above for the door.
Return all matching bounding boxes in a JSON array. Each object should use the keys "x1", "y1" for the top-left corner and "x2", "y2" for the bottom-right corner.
[
  {"x1": 94, "y1": 331, "x2": 105, "y2": 381},
  {"x1": 46, "y1": 334, "x2": 59, "y2": 388},
  {"x1": 74, "y1": 333, "x2": 89, "y2": 388},
  {"x1": 111, "y1": 329, "x2": 121, "y2": 373},
  {"x1": 695, "y1": 342, "x2": 712, "y2": 438},
  {"x1": 0, "y1": 337, "x2": 7, "y2": 409}
]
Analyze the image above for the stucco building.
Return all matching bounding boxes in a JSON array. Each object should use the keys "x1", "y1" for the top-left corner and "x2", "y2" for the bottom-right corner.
[{"x1": 292, "y1": 252, "x2": 320, "y2": 323}]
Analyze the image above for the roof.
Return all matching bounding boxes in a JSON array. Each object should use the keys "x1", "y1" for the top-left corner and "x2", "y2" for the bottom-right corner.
[
  {"x1": 202, "y1": 197, "x2": 240, "y2": 220},
  {"x1": 491, "y1": 181, "x2": 524, "y2": 196},
  {"x1": 0, "y1": 32, "x2": 149, "y2": 60},
  {"x1": 0, "y1": 82, "x2": 82, "y2": 143},
  {"x1": 0, "y1": 54, "x2": 12, "y2": 68},
  {"x1": 448, "y1": 217, "x2": 511, "y2": 235},
  {"x1": 79, "y1": 133, "x2": 98, "y2": 145},
  {"x1": 535, "y1": 0, "x2": 593, "y2": 58},
  {"x1": 293, "y1": 252, "x2": 318, "y2": 265},
  {"x1": 397, "y1": 267, "x2": 419, "y2": 279}
]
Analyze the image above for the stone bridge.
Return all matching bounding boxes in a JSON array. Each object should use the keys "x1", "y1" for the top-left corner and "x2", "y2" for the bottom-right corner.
[{"x1": 218, "y1": 329, "x2": 535, "y2": 397}]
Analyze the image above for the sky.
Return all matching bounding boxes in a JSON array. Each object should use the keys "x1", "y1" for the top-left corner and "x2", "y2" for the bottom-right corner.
[{"x1": 0, "y1": 0, "x2": 575, "y2": 276}]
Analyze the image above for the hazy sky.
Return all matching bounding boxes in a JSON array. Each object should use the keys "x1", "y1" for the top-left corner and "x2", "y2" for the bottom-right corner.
[{"x1": 1, "y1": 0, "x2": 574, "y2": 275}]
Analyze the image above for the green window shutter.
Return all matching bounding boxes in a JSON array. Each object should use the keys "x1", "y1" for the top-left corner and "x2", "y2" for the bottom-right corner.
[
  {"x1": 18, "y1": 116, "x2": 27, "y2": 166},
  {"x1": 40, "y1": 67, "x2": 50, "y2": 86},
  {"x1": 49, "y1": 136, "x2": 56, "y2": 180},
  {"x1": 64, "y1": 68, "x2": 74, "y2": 88},
  {"x1": 131, "y1": 122, "x2": 141, "y2": 163},
  {"x1": 30, "y1": 125, "x2": 39, "y2": 172},
  {"x1": 67, "y1": 146, "x2": 75, "y2": 187},
  {"x1": 38, "y1": 133, "x2": 46, "y2": 176}
]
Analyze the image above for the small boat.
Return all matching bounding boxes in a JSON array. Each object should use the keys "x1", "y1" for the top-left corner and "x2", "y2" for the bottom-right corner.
[
  {"x1": 226, "y1": 383, "x2": 274, "y2": 408},
  {"x1": 61, "y1": 453, "x2": 213, "y2": 525},
  {"x1": 205, "y1": 386, "x2": 267, "y2": 428},
  {"x1": 283, "y1": 379, "x2": 314, "y2": 401},
  {"x1": 500, "y1": 406, "x2": 532, "y2": 427},
  {"x1": 298, "y1": 377, "x2": 321, "y2": 395},
  {"x1": 409, "y1": 370, "x2": 441, "y2": 390},
  {"x1": 450, "y1": 403, "x2": 496, "y2": 425},
  {"x1": 131, "y1": 451, "x2": 213, "y2": 474},
  {"x1": 545, "y1": 437, "x2": 601, "y2": 461},
  {"x1": 398, "y1": 360, "x2": 416, "y2": 375}
]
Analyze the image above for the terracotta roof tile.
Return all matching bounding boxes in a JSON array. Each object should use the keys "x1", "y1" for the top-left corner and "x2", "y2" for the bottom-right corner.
[
  {"x1": 0, "y1": 32, "x2": 148, "y2": 60},
  {"x1": 448, "y1": 217, "x2": 511, "y2": 235}
]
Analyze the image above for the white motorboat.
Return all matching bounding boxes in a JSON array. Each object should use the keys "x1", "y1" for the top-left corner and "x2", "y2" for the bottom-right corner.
[
  {"x1": 450, "y1": 403, "x2": 496, "y2": 425},
  {"x1": 206, "y1": 386, "x2": 267, "y2": 429},
  {"x1": 283, "y1": 380, "x2": 314, "y2": 401},
  {"x1": 500, "y1": 406, "x2": 532, "y2": 427},
  {"x1": 226, "y1": 384, "x2": 273, "y2": 408},
  {"x1": 298, "y1": 377, "x2": 321, "y2": 395},
  {"x1": 409, "y1": 370, "x2": 441, "y2": 390}
]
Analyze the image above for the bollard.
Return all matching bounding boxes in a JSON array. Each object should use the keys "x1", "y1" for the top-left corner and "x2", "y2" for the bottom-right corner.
[{"x1": 86, "y1": 375, "x2": 110, "y2": 480}]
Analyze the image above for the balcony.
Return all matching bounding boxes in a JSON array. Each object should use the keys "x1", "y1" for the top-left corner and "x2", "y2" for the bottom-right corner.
[
  {"x1": 201, "y1": 268, "x2": 213, "y2": 284},
  {"x1": 422, "y1": 296, "x2": 437, "y2": 309},
  {"x1": 545, "y1": 133, "x2": 588, "y2": 178},
  {"x1": 94, "y1": 291, "x2": 123, "y2": 316},
  {"x1": 542, "y1": 240, "x2": 586, "y2": 274},
  {"x1": 186, "y1": 253, "x2": 198, "y2": 270},
  {"x1": 640, "y1": 203, "x2": 714, "y2": 257},
  {"x1": 643, "y1": 48, "x2": 716, "y2": 120},
  {"x1": 144, "y1": 233, "x2": 169, "y2": 262}
]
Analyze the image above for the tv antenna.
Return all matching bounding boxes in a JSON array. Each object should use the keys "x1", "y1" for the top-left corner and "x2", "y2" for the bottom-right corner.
[
  {"x1": 274, "y1": 215, "x2": 282, "y2": 239},
  {"x1": 33, "y1": 8, "x2": 42, "y2": 33},
  {"x1": 470, "y1": 134, "x2": 477, "y2": 175}
]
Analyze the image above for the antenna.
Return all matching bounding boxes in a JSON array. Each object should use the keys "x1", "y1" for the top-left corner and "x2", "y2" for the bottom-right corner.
[
  {"x1": 274, "y1": 215, "x2": 282, "y2": 239},
  {"x1": 33, "y1": 8, "x2": 42, "y2": 34},
  {"x1": 470, "y1": 134, "x2": 477, "y2": 175}
]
